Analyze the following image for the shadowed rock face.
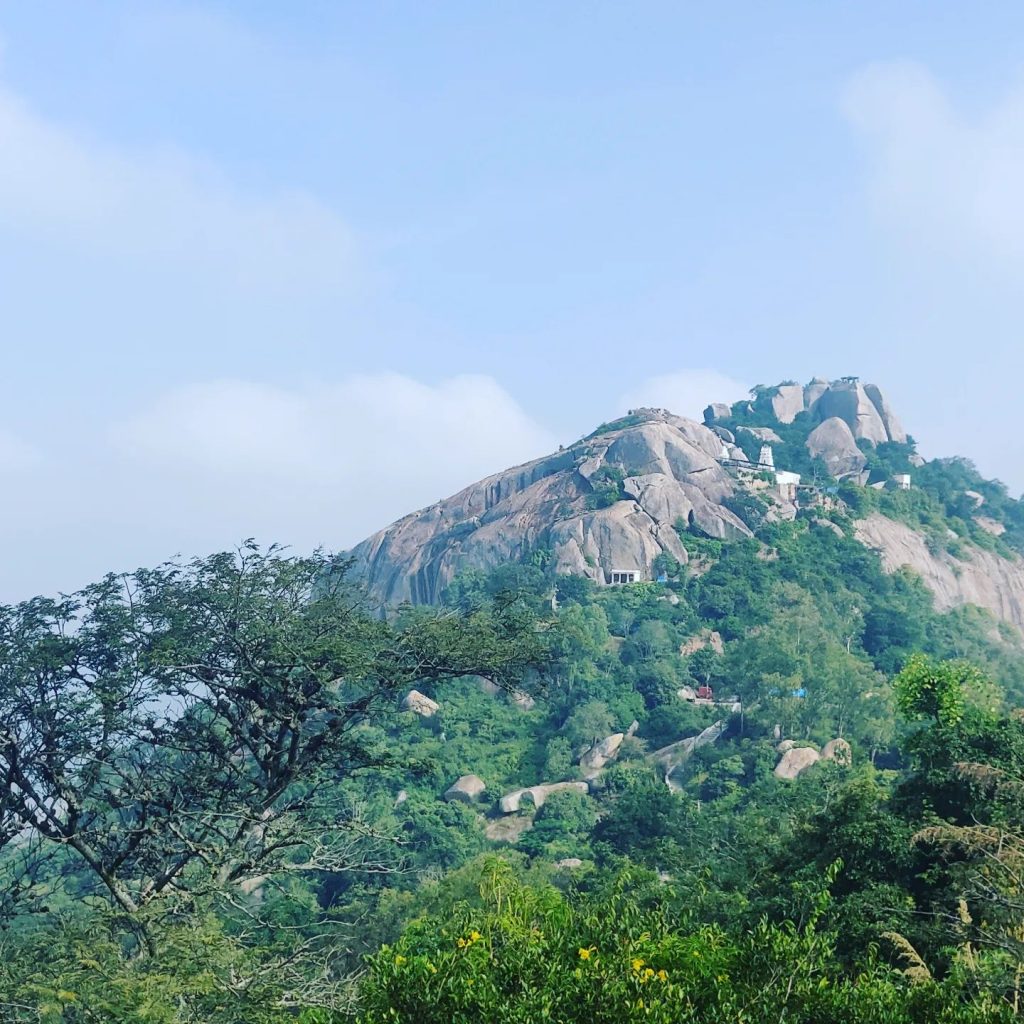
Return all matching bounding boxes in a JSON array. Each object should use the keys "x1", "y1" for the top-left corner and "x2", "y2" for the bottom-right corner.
[{"x1": 347, "y1": 410, "x2": 752, "y2": 607}]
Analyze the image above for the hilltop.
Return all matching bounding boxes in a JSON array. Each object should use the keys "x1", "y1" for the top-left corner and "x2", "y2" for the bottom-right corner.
[{"x1": 348, "y1": 376, "x2": 1024, "y2": 630}]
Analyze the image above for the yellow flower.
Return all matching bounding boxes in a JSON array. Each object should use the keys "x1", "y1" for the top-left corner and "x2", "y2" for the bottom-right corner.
[
  {"x1": 394, "y1": 955, "x2": 406, "y2": 966},
  {"x1": 657, "y1": 969, "x2": 668, "y2": 982},
  {"x1": 631, "y1": 957, "x2": 645, "y2": 972},
  {"x1": 469, "y1": 930, "x2": 482, "y2": 942},
  {"x1": 578, "y1": 946, "x2": 596, "y2": 960},
  {"x1": 457, "y1": 938, "x2": 467, "y2": 948}
]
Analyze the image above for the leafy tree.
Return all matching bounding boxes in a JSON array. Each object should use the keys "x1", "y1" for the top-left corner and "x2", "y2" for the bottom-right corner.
[{"x1": 0, "y1": 545, "x2": 547, "y2": 931}]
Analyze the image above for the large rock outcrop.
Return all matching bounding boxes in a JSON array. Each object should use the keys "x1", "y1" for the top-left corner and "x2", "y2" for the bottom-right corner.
[
  {"x1": 770, "y1": 384, "x2": 806, "y2": 424},
  {"x1": 855, "y1": 514, "x2": 1024, "y2": 632},
  {"x1": 348, "y1": 410, "x2": 752, "y2": 606},
  {"x1": 814, "y1": 381, "x2": 890, "y2": 444},
  {"x1": 806, "y1": 418, "x2": 867, "y2": 479},
  {"x1": 864, "y1": 384, "x2": 907, "y2": 444}
]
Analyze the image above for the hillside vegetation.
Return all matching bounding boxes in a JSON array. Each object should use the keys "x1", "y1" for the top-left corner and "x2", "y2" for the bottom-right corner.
[{"x1": 3, "y1": 383, "x2": 1024, "y2": 1020}]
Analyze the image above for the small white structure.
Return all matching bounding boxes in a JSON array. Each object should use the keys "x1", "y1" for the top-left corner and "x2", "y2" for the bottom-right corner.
[
  {"x1": 894, "y1": 474, "x2": 912, "y2": 490},
  {"x1": 758, "y1": 445, "x2": 775, "y2": 470},
  {"x1": 609, "y1": 569, "x2": 639, "y2": 585},
  {"x1": 775, "y1": 470, "x2": 801, "y2": 502}
]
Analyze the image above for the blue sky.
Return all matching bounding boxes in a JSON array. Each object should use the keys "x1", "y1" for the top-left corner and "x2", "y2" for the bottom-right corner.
[{"x1": 2, "y1": 2, "x2": 1024, "y2": 599}]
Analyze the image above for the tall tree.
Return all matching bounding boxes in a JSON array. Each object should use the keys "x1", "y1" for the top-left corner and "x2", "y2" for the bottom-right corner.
[{"x1": 0, "y1": 544, "x2": 548, "y2": 924}]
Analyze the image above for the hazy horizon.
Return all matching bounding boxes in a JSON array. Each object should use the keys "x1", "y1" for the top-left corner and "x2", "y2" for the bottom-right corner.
[{"x1": 2, "y1": 2, "x2": 1024, "y2": 600}]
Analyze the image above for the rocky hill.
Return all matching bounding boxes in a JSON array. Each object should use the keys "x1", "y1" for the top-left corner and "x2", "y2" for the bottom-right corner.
[
  {"x1": 348, "y1": 377, "x2": 1024, "y2": 631},
  {"x1": 348, "y1": 411, "x2": 754, "y2": 606}
]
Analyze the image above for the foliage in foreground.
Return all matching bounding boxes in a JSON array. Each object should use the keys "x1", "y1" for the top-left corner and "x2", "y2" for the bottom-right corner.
[{"x1": 357, "y1": 860, "x2": 1011, "y2": 1024}]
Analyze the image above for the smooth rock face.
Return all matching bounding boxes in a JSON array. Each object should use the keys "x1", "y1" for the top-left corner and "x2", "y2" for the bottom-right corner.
[
  {"x1": 815, "y1": 381, "x2": 890, "y2": 443},
  {"x1": 774, "y1": 746, "x2": 820, "y2": 779},
  {"x1": 402, "y1": 690, "x2": 440, "y2": 717},
  {"x1": 821, "y1": 738, "x2": 852, "y2": 766},
  {"x1": 703, "y1": 402, "x2": 733, "y2": 424},
  {"x1": 855, "y1": 514, "x2": 1024, "y2": 632},
  {"x1": 348, "y1": 411, "x2": 751, "y2": 606},
  {"x1": 806, "y1": 418, "x2": 868, "y2": 479},
  {"x1": 770, "y1": 384, "x2": 806, "y2": 424},
  {"x1": 864, "y1": 384, "x2": 907, "y2": 444},
  {"x1": 444, "y1": 774, "x2": 487, "y2": 803}
]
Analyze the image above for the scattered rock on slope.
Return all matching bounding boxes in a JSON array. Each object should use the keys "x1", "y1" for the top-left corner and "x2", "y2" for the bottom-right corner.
[
  {"x1": 402, "y1": 690, "x2": 440, "y2": 717},
  {"x1": 498, "y1": 781, "x2": 590, "y2": 814},
  {"x1": 774, "y1": 746, "x2": 820, "y2": 779},
  {"x1": 444, "y1": 775, "x2": 487, "y2": 803},
  {"x1": 821, "y1": 738, "x2": 852, "y2": 766},
  {"x1": 579, "y1": 733, "x2": 625, "y2": 778}
]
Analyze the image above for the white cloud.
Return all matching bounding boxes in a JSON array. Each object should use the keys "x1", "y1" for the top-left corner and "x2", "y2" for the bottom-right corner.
[
  {"x1": 111, "y1": 372, "x2": 557, "y2": 543},
  {"x1": 843, "y1": 62, "x2": 1024, "y2": 273},
  {"x1": 617, "y1": 369, "x2": 750, "y2": 421},
  {"x1": 0, "y1": 84, "x2": 354, "y2": 294}
]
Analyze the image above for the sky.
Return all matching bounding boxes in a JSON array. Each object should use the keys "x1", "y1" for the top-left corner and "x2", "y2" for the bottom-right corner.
[{"x1": 2, "y1": 2, "x2": 1024, "y2": 601}]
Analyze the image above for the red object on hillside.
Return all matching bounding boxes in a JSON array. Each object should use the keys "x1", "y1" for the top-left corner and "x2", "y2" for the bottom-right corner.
[{"x1": 696, "y1": 684, "x2": 714, "y2": 700}]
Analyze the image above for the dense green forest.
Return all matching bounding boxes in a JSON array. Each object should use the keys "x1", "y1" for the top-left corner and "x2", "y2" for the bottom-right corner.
[{"x1": 2, "y1": 450, "x2": 1024, "y2": 1020}]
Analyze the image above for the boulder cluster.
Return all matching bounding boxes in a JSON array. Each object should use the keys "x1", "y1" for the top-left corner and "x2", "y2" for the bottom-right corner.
[
  {"x1": 705, "y1": 377, "x2": 907, "y2": 482},
  {"x1": 349, "y1": 376, "x2": 913, "y2": 608},
  {"x1": 773, "y1": 737, "x2": 852, "y2": 779}
]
